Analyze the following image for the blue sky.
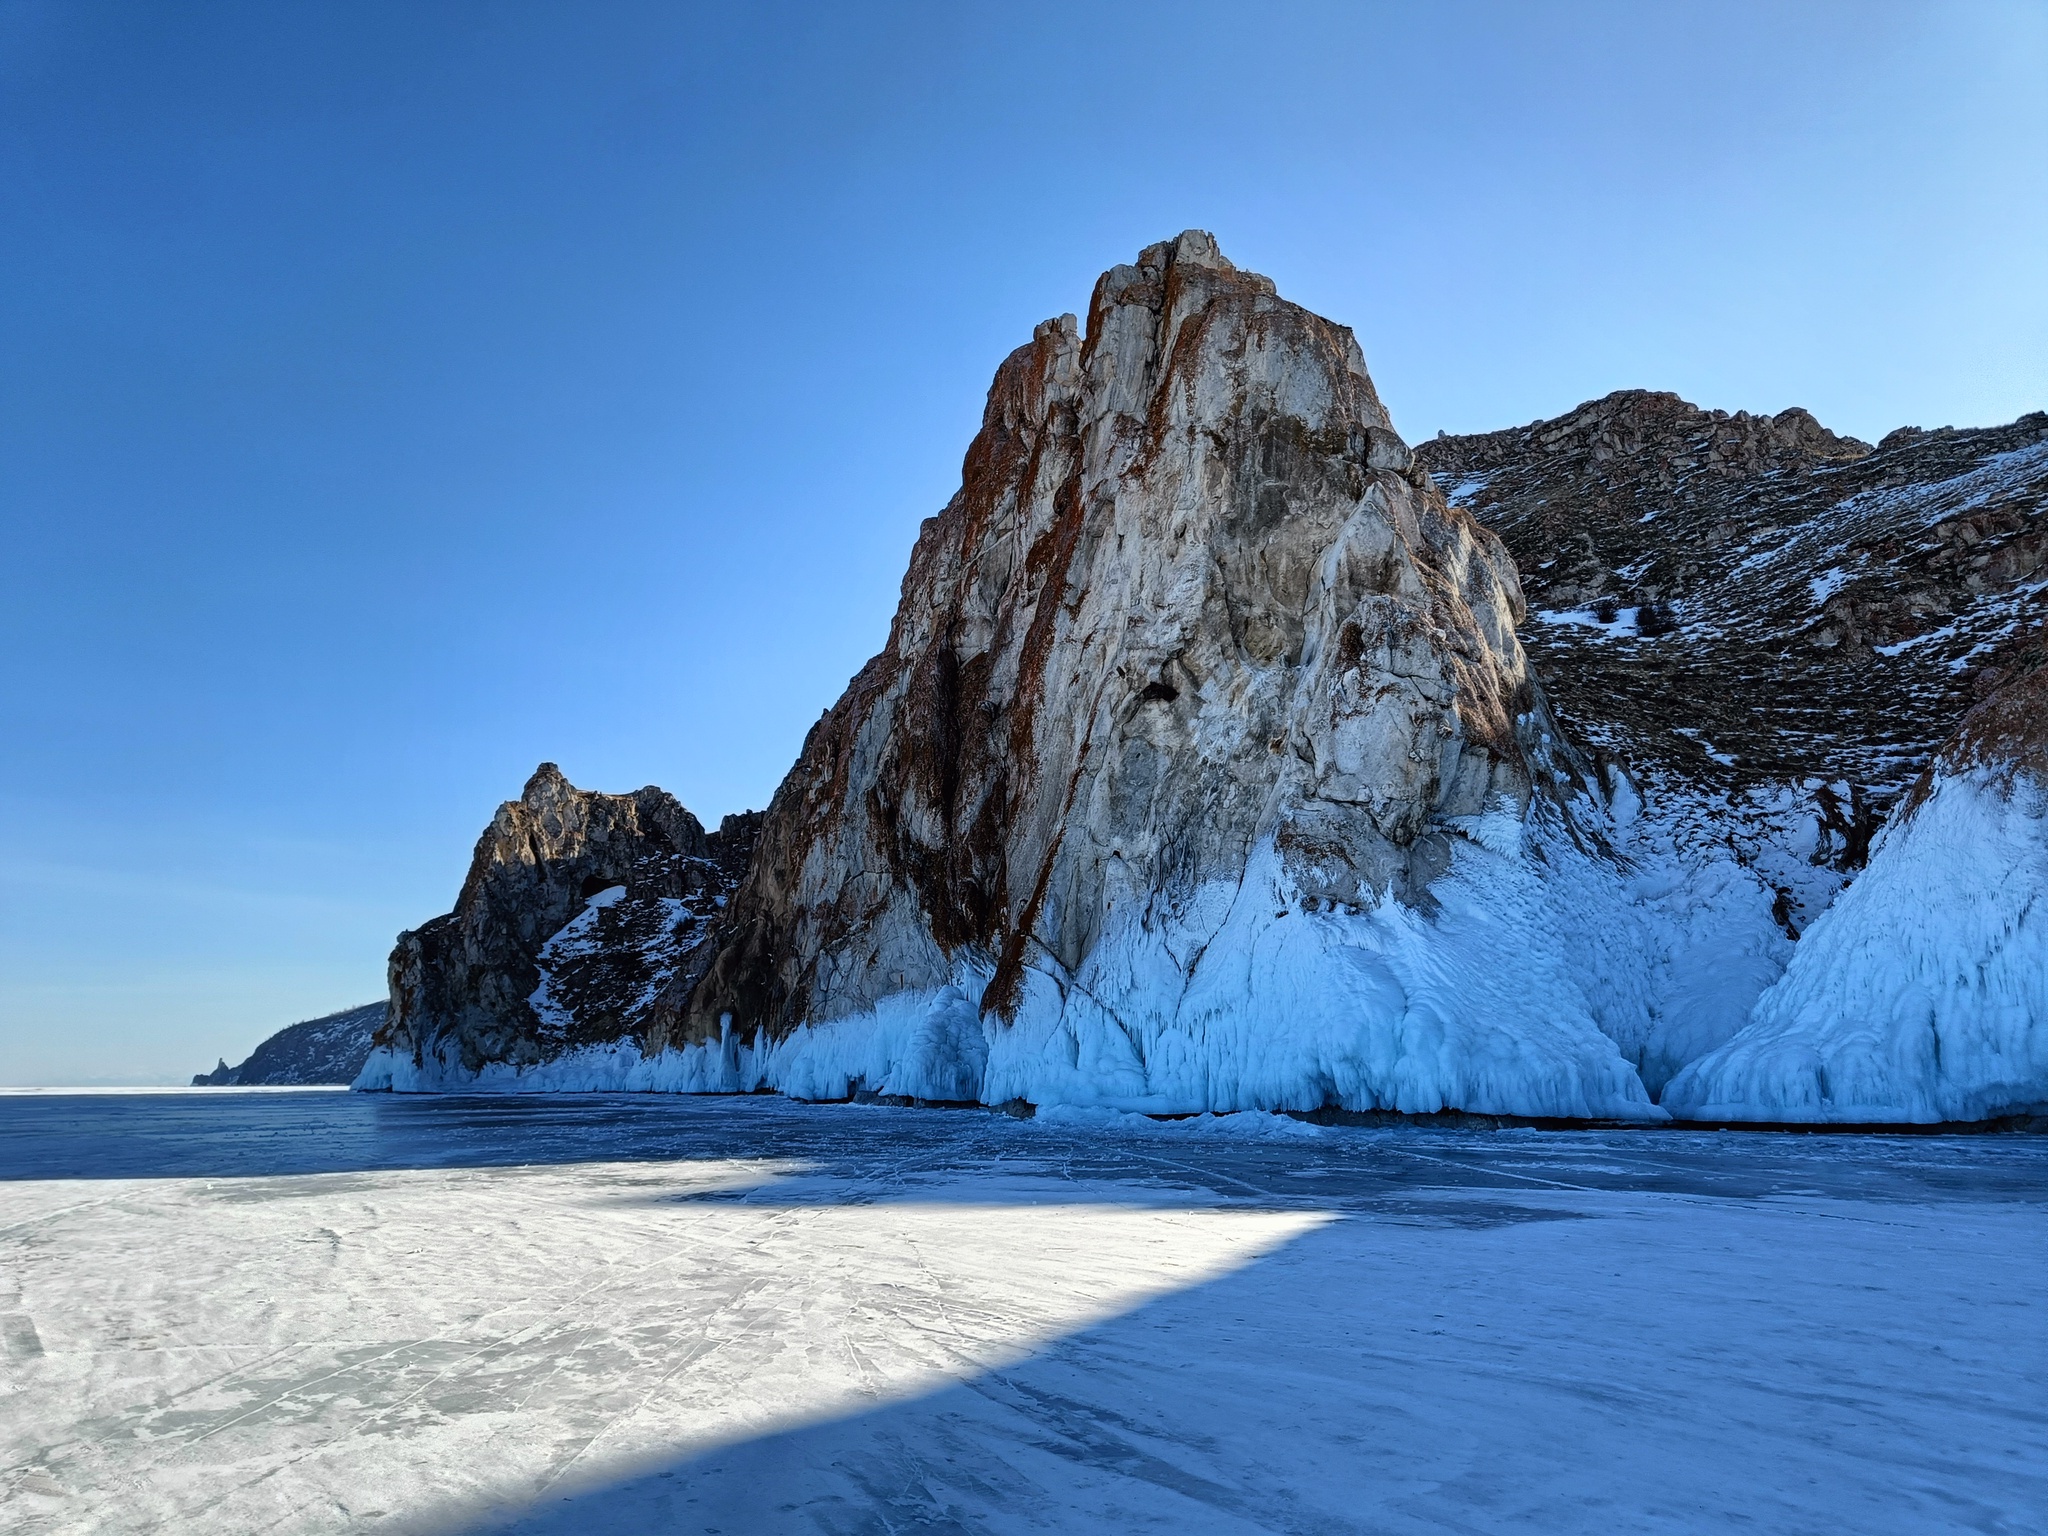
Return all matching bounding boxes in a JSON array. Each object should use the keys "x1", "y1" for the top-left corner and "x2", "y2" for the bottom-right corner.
[{"x1": 3, "y1": 1, "x2": 2043, "y2": 1083}]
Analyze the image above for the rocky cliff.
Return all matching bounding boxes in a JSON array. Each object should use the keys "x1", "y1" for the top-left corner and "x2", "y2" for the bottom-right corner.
[
  {"x1": 1419, "y1": 394, "x2": 2048, "y2": 1114},
  {"x1": 349, "y1": 236, "x2": 2046, "y2": 1124},
  {"x1": 1420, "y1": 394, "x2": 2048, "y2": 925},
  {"x1": 620, "y1": 231, "x2": 1660, "y2": 1117},
  {"x1": 354, "y1": 764, "x2": 756, "y2": 1090}
]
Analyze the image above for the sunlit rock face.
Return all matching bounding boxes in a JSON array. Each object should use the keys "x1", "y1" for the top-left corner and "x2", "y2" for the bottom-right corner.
[
  {"x1": 358, "y1": 764, "x2": 755, "y2": 1086},
  {"x1": 659, "y1": 232, "x2": 1652, "y2": 1118},
  {"x1": 1664, "y1": 637, "x2": 2048, "y2": 1124}
]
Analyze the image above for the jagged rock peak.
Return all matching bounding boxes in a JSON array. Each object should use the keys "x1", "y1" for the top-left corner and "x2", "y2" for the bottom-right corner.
[
  {"x1": 504, "y1": 760, "x2": 707, "y2": 862},
  {"x1": 661, "y1": 232, "x2": 1637, "y2": 1118}
]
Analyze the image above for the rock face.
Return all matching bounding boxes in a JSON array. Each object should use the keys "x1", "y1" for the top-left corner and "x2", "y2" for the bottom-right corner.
[
  {"x1": 648, "y1": 231, "x2": 1657, "y2": 1118},
  {"x1": 354, "y1": 765, "x2": 756, "y2": 1090},
  {"x1": 193, "y1": 1001, "x2": 384, "y2": 1086},
  {"x1": 346, "y1": 237, "x2": 2044, "y2": 1124},
  {"x1": 1663, "y1": 635, "x2": 2048, "y2": 1122}
]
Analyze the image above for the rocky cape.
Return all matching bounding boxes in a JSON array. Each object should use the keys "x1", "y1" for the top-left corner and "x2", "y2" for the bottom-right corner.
[
  {"x1": 194, "y1": 1001, "x2": 384, "y2": 1086},
  {"x1": 355, "y1": 234, "x2": 2047, "y2": 1125}
]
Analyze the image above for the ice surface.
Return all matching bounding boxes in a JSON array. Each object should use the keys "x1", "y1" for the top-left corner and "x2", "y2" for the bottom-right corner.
[
  {"x1": 1030, "y1": 1103, "x2": 1326, "y2": 1139},
  {"x1": 1666, "y1": 767, "x2": 2048, "y2": 1122},
  {"x1": 3, "y1": 1092, "x2": 2043, "y2": 1534}
]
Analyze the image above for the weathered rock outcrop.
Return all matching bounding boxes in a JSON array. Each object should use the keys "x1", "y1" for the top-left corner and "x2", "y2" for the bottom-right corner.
[
  {"x1": 193, "y1": 1001, "x2": 384, "y2": 1086},
  {"x1": 355, "y1": 765, "x2": 755, "y2": 1089},
  {"x1": 643, "y1": 232, "x2": 1656, "y2": 1118}
]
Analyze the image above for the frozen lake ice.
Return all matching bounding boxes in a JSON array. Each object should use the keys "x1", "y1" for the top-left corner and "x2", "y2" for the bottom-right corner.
[{"x1": 1, "y1": 1091, "x2": 2043, "y2": 1534}]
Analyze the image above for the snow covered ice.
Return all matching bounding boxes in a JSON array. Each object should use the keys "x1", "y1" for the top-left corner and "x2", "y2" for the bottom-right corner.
[{"x1": 4, "y1": 1091, "x2": 2045, "y2": 1534}]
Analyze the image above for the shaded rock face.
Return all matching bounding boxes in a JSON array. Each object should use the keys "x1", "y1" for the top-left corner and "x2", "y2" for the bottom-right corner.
[
  {"x1": 1935, "y1": 623, "x2": 2048, "y2": 787},
  {"x1": 672, "y1": 232, "x2": 1558, "y2": 1057},
  {"x1": 1415, "y1": 395, "x2": 2048, "y2": 1117},
  {"x1": 365, "y1": 765, "x2": 754, "y2": 1078},
  {"x1": 1420, "y1": 394, "x2": 2048, "y2": 929},
  {"x1": 1423, "y1": 391, "x2": 2048, "y2": 803},
  {"x1": 192, "y1": 1001, "x2": 384, "y2": 1086}
]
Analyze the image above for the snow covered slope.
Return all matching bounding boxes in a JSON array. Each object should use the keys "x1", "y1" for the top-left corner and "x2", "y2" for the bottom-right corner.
[{"x1": 1664, "y1": 646, "x2": 2048, "y2": 1122}]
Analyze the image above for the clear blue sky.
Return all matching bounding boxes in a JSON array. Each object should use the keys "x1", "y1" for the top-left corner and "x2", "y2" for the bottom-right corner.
[{"x1": 3, "y1": 2, "x2": 2043, "y2": 1083}]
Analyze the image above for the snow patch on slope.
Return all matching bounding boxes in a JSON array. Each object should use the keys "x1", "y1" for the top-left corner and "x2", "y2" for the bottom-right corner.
[
  {"x1": 1808, "y1": 565, "x2": 1852, "y2": 605},
  {"x1": 1535, "y1": 606, "x2": 1646, "y2": 641}
]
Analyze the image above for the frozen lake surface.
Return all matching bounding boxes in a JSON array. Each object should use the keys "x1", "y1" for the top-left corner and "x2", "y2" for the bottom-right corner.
[{"x1": 2, "y1": 1092, "x2": 2043, "y2": 1534}]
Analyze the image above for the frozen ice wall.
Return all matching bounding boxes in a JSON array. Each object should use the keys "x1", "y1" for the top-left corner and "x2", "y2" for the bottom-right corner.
[
  {"x1": 1665, "y1": 766, "x2": 2048, "y2": 1122},
  {"x1": 358, "y1": 796, "x2": 1803, "y2": 1122}
]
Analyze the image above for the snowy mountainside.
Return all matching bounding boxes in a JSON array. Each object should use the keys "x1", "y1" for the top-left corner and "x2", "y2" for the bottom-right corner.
[
  {"x1": 192, "y1": 1001, "x2": 384, "y2": 1086},
  {"x1": 1421, "y1": 395, "x2": 2048, "y2": 932},
  {"x1": 1418, "y1": 396, "x2": 2048, "y2": 1118}
]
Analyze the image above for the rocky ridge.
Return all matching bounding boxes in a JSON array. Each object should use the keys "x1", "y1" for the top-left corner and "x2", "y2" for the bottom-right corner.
[{"x1": 1420, "y1": 393, "x2": 2048, "y2": 928}]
